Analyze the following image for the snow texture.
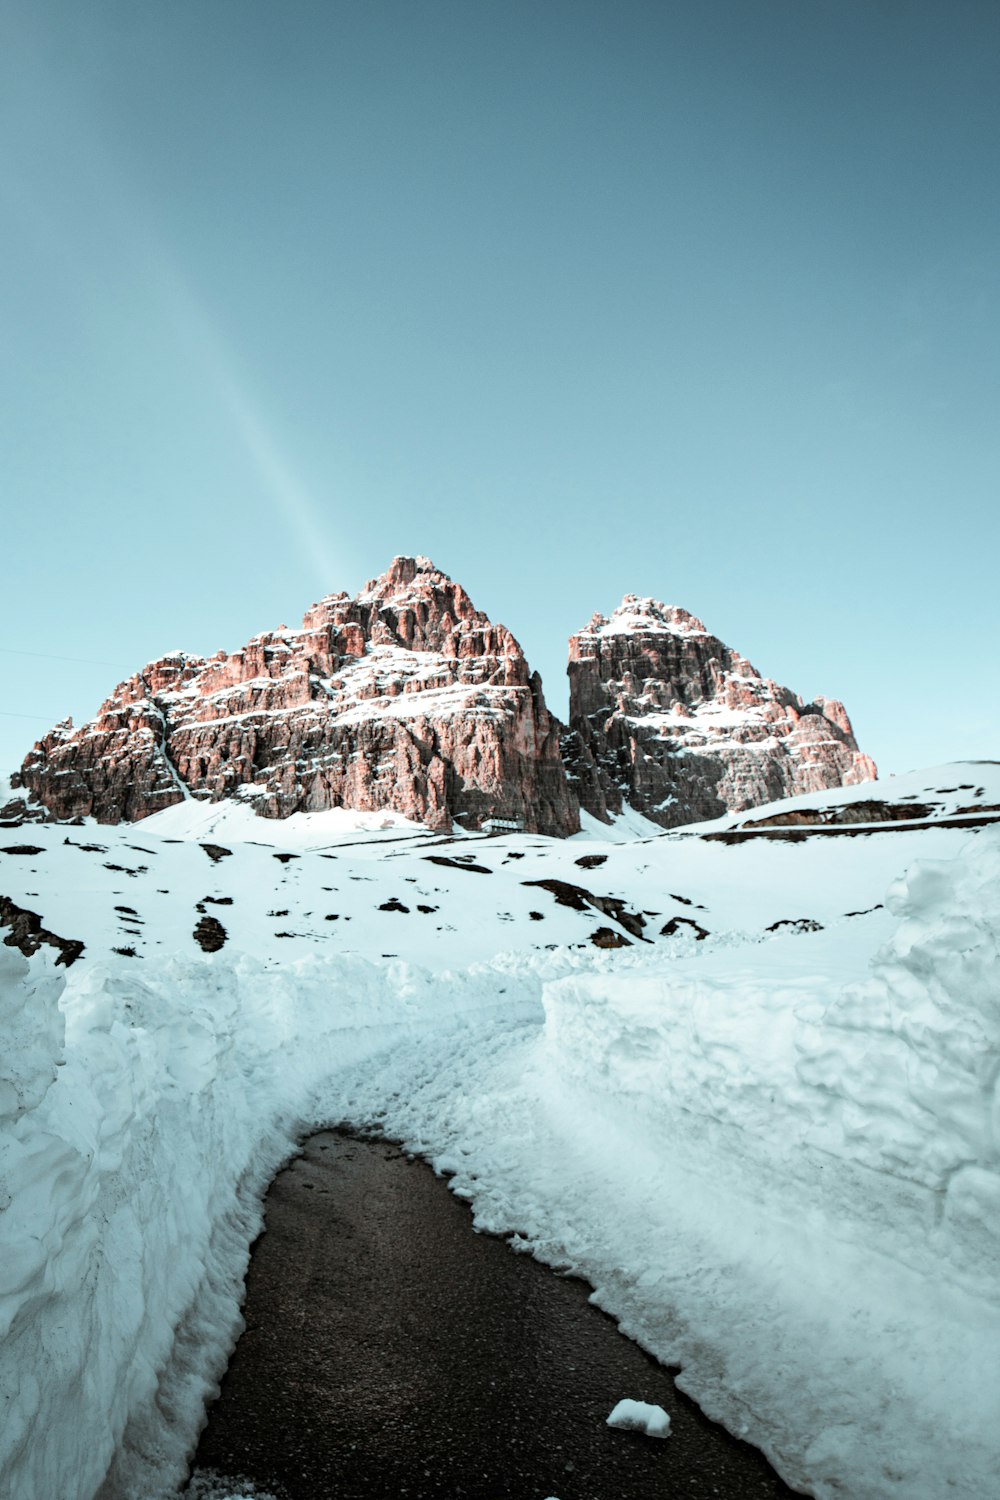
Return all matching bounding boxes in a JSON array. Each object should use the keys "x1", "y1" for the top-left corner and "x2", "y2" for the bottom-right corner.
[{"x1": 1, "y1": 763, "x2": 999, "y2": 1499}]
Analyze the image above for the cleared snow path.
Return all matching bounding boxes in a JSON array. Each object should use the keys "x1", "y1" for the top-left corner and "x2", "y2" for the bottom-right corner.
[{"x1": 188, "y1": 1130, "x2": 794, "y2": 1500}]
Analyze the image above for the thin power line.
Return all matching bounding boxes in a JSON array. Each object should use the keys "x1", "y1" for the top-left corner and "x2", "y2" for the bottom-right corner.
[
  {"x1": 0, "y1": 646, "x2": 129, "y2": 670},
  {"x1": 0, "y1": 710, "x2": 63, "y2": 720}
]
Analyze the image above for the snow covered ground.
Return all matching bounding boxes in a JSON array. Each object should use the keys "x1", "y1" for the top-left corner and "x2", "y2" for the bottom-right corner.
[{"x1": 1, "y1": 764, "x2": 999, "y2": 1499}]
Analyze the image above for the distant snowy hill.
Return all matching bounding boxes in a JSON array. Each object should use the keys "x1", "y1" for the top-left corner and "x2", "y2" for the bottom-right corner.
[
  {"x1": 2, "y1": 761, "x2": 999, "y2": 1499},
  {"x1": 10, "y1": 557, "x2": 875, "y2": 837}
]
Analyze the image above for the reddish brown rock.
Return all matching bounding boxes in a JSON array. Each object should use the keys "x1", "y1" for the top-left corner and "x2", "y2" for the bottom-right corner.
[
  {"x1": 15, "y1": 558, "x2": 579, "y2": 837},
  {"x1": 566, "y1": 596, "x2": 876, "y2": 828}
]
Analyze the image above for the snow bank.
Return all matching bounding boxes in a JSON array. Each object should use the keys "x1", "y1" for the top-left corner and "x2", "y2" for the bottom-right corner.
[
  {"x1": 333, "y1": 830, "x2": 1000, "y2": 1500},
  {"x1": 0, "y1": 946, "x2": 540, "y2": 1500},
  {"x1": 542, "y1": 826, "x2": 1000, "y2": 1294}
]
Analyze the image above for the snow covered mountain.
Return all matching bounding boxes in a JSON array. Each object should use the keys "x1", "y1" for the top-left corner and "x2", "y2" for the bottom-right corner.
[
  {"x1": 11, "y1": 561, "x2": 876, "y2": 837},
  {"x1": 2, "y1": 762, "x2": 999, "y2": 1500},
  {"x1": 565, "y1": 595, "x2": 876, "y2": 828},
  {"x1": 12, "y1": 557, "x2": 577, "y2": 836}
]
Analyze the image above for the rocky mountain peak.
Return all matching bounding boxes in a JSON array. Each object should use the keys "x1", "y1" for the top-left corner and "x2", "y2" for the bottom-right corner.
[
  {"x1": 12, "y1": 562, "x2": 875, "y2": 839},
  {"x1": 14, "y1": 560, "x2": 577, "y2": 836},
  {"x1": 362, "y1": 554, "x2": 452, "y2": 598},
  {"x1": 566, "y1": 597, "x2": 876, "y2": 828},
  {"x1": 298, "y1": 557, "x2": 520, "y2": 666},
  {"x1": 579, "y1": 596, "x2": 710, "y2": 640}
]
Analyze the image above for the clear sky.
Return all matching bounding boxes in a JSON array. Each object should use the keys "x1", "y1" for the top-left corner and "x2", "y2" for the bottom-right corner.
[{"x1": 2, "y1": 0, "x2": 998, "y2": 778}]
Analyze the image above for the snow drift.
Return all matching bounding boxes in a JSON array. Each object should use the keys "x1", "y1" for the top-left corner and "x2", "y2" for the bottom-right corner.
[
  {"x1": 543, "y1": 824, "x2": 1000, "y2": 1294},
  {"x1": 0, "y1": 947, "x2": 540, "y2": 1500}
]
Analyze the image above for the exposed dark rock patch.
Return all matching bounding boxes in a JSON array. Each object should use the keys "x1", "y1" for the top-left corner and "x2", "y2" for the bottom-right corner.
[
  {"x1": 424, "y1": 855, "x2": 493, "y2": 874},
  {"x1": 575, "y1": 853, "x2": 608, "y2": 869},
  {"x1": 590, "y1": 926, "x2": 631, "y2": 949},
  {"x1": 523, "y1": 878, "x2": 590, "y2": 912},
  {"x1": 378, "y1": 898, "x2": 410, "y2": 913},
  {"x1": 661, "y1": 916, "x2": 710, "y2": 941},
  {"x1": 766, "y1": 918, "x2": 824, "y2": 934},
  {"x1": 193, "y1": 915, "x2": 227, "y2": 952},
  {"x1": 1, "y1": 845, "x2": 45, "y2": 856},
  {"x1": 0, "y1": 896, "x2": 85, "y2": 966},
  {"x1": 740, "y1": 800, "x2": 935, "y2": 829},
  {"x1": 201, "y1": 844, "x2": 233, "y2": 864},
  {"x1": 522, "y1": 879, "x2": 647, "y2": 940},
  {"x1": 704, "y1": 814, "x2": 1000, "y2": 845}
]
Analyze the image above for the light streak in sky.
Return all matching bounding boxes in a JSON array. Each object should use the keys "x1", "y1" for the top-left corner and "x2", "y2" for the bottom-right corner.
[
  {"x1": 152, "y1": 257, "x2": 345, "y2": 593},
  {"x1": 0, "y1": 5, "x2": 346, "y2": 595}
]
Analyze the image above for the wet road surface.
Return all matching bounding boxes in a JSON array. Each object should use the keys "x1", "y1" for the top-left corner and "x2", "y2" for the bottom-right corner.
[{"x1": 190, "y1": 1131, "x2": 801, "y2": 1500}]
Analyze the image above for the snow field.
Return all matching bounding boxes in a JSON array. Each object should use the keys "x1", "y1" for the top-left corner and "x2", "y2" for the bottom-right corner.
[{"x1": 2, "y1": 766, "x2": 999, "y2": 1500}]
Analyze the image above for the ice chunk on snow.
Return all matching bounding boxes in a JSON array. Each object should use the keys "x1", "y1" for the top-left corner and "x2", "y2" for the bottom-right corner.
[{"x1": 606, "y1": 1398, "x2": 672, "y2": 1438}]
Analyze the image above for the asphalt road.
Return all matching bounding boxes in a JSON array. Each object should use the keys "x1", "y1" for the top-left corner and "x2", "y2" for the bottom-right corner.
[{"x1": 189, "y1": 1130, "x2": 802, "y2": 1500}]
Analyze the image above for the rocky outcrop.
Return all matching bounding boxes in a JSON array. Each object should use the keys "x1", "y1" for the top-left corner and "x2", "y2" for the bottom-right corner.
[
  {"x1": 566, "y1": 596, "x2": 876, "y2": 828},
  {"x1": 15, "y1": 558, "x2": 579, "y2": 836}
]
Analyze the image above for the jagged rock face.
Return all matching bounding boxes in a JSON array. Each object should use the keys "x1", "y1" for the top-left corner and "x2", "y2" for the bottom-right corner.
[
  {"x1": 16, "y1": 558, "x2": 580, "y2": 837},
  {"x1": 567, "y1": 597, "x2": 876, "y2": 828}
]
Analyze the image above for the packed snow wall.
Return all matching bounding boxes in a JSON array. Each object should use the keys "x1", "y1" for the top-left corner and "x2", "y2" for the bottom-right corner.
[
  {"x1": 0, "y1": 946, "x2": 542, "y2": 1500},
  {"x1": 540, "y1": 827, "x2": 1000, "y2": 1298},
  {"x1": 328, "y1": 831, "x2": 1000, "y2": 1500}
]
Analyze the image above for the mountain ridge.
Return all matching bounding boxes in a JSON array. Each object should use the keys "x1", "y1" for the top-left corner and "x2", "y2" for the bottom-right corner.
[{"x1": 11, "y1": 557, "x2": 875, "y2": 832}]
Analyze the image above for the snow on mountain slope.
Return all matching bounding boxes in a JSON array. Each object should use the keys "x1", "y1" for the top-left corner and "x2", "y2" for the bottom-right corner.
[
  {"x1": 5, "y1": 762, "x2": 998, "y2": 977},
  {"x1": 1, "y1": 763, "x2": 999, "y2": 1499}
]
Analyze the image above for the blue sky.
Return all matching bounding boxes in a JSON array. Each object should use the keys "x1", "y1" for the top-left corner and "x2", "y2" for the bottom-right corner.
[{"x1": 2, "y1": 0, "x2": 998, "y2": 777}]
